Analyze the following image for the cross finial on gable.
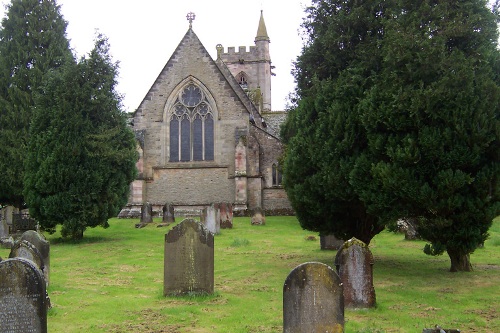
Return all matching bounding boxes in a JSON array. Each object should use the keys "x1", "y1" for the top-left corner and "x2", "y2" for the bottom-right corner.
[{"x1": 186, "y1": 12, "x2": 196, "y2": 29}]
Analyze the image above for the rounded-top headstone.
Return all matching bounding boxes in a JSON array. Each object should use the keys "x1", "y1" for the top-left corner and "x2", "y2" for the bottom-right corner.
[
  {"x1": 18, "y1": 230, "x2": 50, "y2": 287},
  {"x1": 334, "y1": 238, "x2": 376, "y2": 308},
  {"x1": 9, "y1": 240, "x2": 45, "y2": 271},
  {"x1": 283, "y1": 262, "x2": 344, "y2": 333},
  {"x1": 0, "y1": 257, "x2": 47, "y2": 333}
]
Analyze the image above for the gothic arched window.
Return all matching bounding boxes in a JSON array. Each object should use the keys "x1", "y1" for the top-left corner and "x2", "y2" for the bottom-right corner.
[{"x1": 169, "y1": 83, "x2": 214, "y2": 162}]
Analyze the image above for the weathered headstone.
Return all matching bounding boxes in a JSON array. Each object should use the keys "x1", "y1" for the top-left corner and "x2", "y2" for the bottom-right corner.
[
  {"x1": 9, "y1": 240, "x2": 45, "y2": 274},
  {"x1": 283, "y1": 262, "x2": 344, "y2": 333},
  {"x1": 162, "y1": 203, "x2": 175, "y2": 224},
  {"x1": 0, "y1": 257, "x2": 47, "y2": 333},
  {"x1": 397, "y1": 218, "x2": 420, "y2": 240},
  {"x1": 250, "y1": 207, "x2": 265, "y2": 225},
  {"x1": 320, "y1": 234, "x2": 344, "y2": 250},
  {"x1": 219, "y1": 203, "x2": 233, "y2": 229},
  {"x1": 164, "y1": 219, "x2": 214, "y2": 296},
  {"x1": 334, "y1": 238, "x2": 376, "y2": 308},
  {"x1": 140, "y1": 202, "x2": 153, "y2": 223},
  {"x1": 0, "y1": 216, "x2": 8, "y2": 239},
  {"x1": 201, "y1": 204, "x2": 220, "y2": 235},
  {"x1": 18, "y1": 231, "x2": 50, "y2": 287}
]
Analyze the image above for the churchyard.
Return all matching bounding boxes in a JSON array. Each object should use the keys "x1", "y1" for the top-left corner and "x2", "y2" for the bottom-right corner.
[{"x1": 1, "y1": 215, "x2": 499, "y2": 332}]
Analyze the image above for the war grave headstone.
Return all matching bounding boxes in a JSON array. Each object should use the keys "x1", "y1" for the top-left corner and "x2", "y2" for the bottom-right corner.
[
  {"x1": 320, "y1": 234, "x2": 344, "y2": 250},
  {"x1": 334, "y1": 238, "x2": 376, "y2": 308},
  {"x1": 250, "y1": 207, "x2": 265, "y2": 225},
  {"x1": 283, "y1": 262, "x2": 344, "y2": 333},
  {"x1": 0, "y1": 257, "x2": 47, "y2": 333},
  {"x1": 201, "y1": 204, "x2": 220, "y2": 235},
  {"x1": 164, "y1": 219, "x2": 214, "y2": 296},
  {"x1": 162, "y1": 203, "x2": 175, "y2": 224},
  {"x1": 219, "y1": 203, "x2": 233, "y2": 229},
  {"x1": 17, "y1": 231, "x2": 50, "y2": 287}
]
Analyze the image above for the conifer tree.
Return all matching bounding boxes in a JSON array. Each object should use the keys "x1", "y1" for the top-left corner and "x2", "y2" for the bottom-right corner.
[
  {"x1": 0, "y1": 0, "x2": 72, "y2": 208},
  {"x1": 281, "y1": 0, "x2": 390, "y2": 244},
  {"x1": 24, "y1": 34, "x2": 137, "y2": 240},
  {"x1": 360, "y1": 0, "x2": 500, "y2": 271}
]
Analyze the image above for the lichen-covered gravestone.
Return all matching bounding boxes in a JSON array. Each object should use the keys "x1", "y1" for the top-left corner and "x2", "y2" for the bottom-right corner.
[
  {"x1": 162, "y1": 203, "x2": 175, "y2": 224},
  {"x1": 0, "y1": 257, "x2": 47, "y2": 333},
  {"x1": 250, "y1": 207, "x2": 265, "y2": 225},
  {"x1": 334, "y1": 238, "x2": 376, "y2": 308},
  {"x1": 164, "y1": 219, "x2": 214, "y2": 296},
  {"x1": 18, "y1": 230, "x2": 50, "y2": 287},
  {"x1": 283, "y1": 262, "x2": 344, "y2": 333}
]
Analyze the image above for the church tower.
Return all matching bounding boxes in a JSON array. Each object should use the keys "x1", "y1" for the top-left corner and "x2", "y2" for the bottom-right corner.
[{"x1": 219, "y1": 10, "x2": 273, "y2": 111}]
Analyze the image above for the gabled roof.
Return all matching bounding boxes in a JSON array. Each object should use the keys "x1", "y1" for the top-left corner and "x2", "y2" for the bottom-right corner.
[{"x1": 133, "y1": 27, "x2": 263, "y2": 128}]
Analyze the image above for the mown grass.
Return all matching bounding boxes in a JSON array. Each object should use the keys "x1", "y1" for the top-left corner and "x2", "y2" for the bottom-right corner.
[{"x1": 1, "y1": 216, "x2": 499, "y2": 332}]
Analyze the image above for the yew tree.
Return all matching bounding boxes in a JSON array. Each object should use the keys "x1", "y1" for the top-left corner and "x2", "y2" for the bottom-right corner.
[
  {"x1": 281, "y1": 0, "x2": 391, "y2": 244},
  {"x1": 24, "y1": 35, "x2": 137, "y2": 240},
  {"x1": 360, "y1": 0, "x2": 500, "y2": 271},
  {"x1": 0, "y1": 0, "x2": 72, "y2": 208}
]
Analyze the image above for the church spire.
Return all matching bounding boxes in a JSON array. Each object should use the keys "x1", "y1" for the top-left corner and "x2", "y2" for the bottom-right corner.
[{"x1": 255, "y1": 10, "x2": 270, "y2": 42}]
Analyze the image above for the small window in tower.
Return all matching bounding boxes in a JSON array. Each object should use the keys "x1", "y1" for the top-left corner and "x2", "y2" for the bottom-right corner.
[{"x1": 236, "y1": 72, "x2": 248, "y2": 90}]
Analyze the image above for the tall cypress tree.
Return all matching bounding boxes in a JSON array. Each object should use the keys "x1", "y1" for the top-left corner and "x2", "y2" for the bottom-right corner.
[
  {"x1": 24, "y1": 34, "x2": 137, "y2": 240},
  {"x1": 360, "y1": 0, "x2": 500, "y2": 271},
  {"x1": 0, "y1": 0, "x2": 72, "y2": 208}
]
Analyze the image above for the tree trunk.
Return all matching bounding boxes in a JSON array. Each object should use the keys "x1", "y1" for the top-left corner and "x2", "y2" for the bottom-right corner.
[{"x1": 447, "y1": 249, "x2": 473, "y2": 272}]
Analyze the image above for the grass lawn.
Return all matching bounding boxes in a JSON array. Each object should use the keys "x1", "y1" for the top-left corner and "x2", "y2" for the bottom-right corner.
[{"x1": 1, "y1": 216, "x2": 499, "y2": 333}]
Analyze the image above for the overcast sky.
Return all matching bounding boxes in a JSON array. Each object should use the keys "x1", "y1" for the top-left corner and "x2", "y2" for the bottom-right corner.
[{"x1": 1, "y1": 0, "x2": 309, "y2": 112}]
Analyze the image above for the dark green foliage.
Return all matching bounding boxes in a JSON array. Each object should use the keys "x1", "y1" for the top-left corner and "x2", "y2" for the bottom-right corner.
[
  {"x1": 284, "y1": 0, "x2": 500, "y2": 271},
  {"x1": 282, "y1": 0, "x2": 390, "y2": 244},
  {"x1": 24, "y1": 35, "x2": 137, "y2": 240},
  {"x1": 361, "y1": 0, "x2": 500, "y2": 271},
  {"x1": 0, "y1": 0, "x2": 72, "y2": 208}
]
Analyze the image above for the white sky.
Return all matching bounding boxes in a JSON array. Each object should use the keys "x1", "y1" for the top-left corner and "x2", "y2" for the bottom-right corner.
[{"x1": 1, "y1": 0, "x2": 309, "y2": 112}]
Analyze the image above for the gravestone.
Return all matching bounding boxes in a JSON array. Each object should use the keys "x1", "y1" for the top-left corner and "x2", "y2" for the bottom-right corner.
[
  {"x1": 320, "y1": 234, "x2": 344, "y2": 250},
  {"x1": 250, "y1": 207, "x2": 265, "y2": 225},
  {"x1": 201, "y1": 204, "x2": 220, "y2": 235},
  {"x1": 0, "y1": 216, "x2": 8, "y2": 238},
  {"x1": 219, "y1": 203, "x2": 233, "y2": 229},
  {"x1": 283, "y1": 262, "x2": 344, "y2": 333},
  {"x1": 141, "y1": 202, "x2": 153, "y2": 223},
  {"x1": 0, "y1": 257, "x2": 47, "y2": 333},
  {"x1": 164, "y1": 219, "x2": 214, "y2": 296},
  {"x1": 9, "y1": 240, "x2": 45, "y2": 274},
  {"x1": 162, "y1": 203, "x2": 175, "y2": 224},
  {"x1": 18, "y1": 231, "x2": 50, "y2": 287},
  {"x1": 397, "y1": 218, "x2": 420, "y2": 240},
  {"x1": 334, "y1": 238, "x2": 376, "y2": 308}
]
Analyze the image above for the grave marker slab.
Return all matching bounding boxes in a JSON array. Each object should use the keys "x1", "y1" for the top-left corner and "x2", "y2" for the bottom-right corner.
[
  {"x1": 164, "y1": 219, "x2": 214, "y2": 296},
  {"x1": 283, "y1": 262, "x2": 344, "y2": 333},
  {"x1": 250, "y1": 207, "x2": 265, "y2": 225},
  {"x1": 320, "y1": 234, "x2": 344, "y2": 250},
  {"x1": 0, "y1": 258, "x2": 47, "y2": 333},
  {"x1": 141, "y1": 202, "x2": 153, "y2": 223},
  {"x1": 219, "y1": 203, "x2": 233, "y2": 229},
  {"x1": 201, "y1": 204, "x2": 220, "y2": 235},
  {"x1": 162, "y1": 203, "x2": 175, "y2": 224},
  {"x1": 9, "y1": 240, "x2": 45, "y2": 273},
  {"x1": 334, "y1": 238, "x2": 376, "y2": 308},
  {"x1": 18, "y1": 231, "x2": 50, "y2": 287}
]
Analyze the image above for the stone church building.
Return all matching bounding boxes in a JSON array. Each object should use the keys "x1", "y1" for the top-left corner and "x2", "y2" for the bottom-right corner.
[{"x1": 120, "y1": 11, "x2": 292, "y2": 217}]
